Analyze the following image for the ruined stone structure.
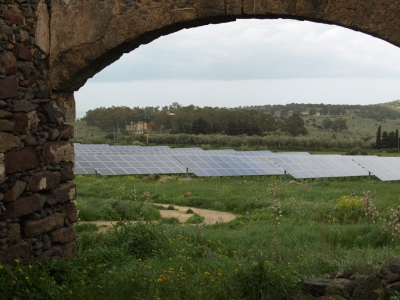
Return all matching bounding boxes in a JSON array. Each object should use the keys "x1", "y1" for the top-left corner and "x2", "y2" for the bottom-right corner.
[{"x1": 1, "y1": 0, "x2": 400, "y2": 261}]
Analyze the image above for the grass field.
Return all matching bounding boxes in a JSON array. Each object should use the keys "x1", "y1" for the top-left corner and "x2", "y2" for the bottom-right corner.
[{"x1": 2, "y1": 174, "x2": 400, "y2": 299}]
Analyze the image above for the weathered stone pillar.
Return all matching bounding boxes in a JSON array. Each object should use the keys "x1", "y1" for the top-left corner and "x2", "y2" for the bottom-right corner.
[{"x1": 0, "y1": 0, "x2": 77, "y2": 263}]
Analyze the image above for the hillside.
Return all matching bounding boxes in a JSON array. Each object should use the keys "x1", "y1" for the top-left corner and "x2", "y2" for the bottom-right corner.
[{"x1": 73, "y1": 100, "x2": 400, "y2": 151}]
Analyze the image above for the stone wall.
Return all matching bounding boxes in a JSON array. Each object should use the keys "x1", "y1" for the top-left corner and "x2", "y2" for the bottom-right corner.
[{"x1": 0, "y1": 0, "x2": 77, "y2": 262}]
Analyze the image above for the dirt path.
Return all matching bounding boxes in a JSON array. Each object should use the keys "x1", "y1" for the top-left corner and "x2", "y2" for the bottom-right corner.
[
  {"x1": 77, "y1": 204, "x2": 237, "y2": 233},
  {"x1": 154, "y1": 203, "x2": 237, "y2": 224}
]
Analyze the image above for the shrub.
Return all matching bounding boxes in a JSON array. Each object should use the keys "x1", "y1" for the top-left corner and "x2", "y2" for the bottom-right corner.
[
  {"x1": 159, "y1": 217, "x2": 181, "y2": 225},
  {"x1": 107, "y1": 221, "x2": 168, "y2": 258},
  {"x1": 185, "y1": 213, "x2": 205, "y2": 224},
  {"x1": 74, "y1": 223, "x2": 99, "y2": 233},
  {"x1": 90, "y1": 199, "x2": 161, "y2": 221},
  {"x1": 335, "y1": 195, "x2": 364, "y2": 224}
]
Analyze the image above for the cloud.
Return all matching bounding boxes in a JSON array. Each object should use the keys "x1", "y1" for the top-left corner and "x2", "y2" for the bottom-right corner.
[{"x1": 89, "y1": 19, "x2": 400, "y2": 83}]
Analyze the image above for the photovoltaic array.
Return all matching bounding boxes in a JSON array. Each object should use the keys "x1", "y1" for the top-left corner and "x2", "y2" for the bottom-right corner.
[
  {"x1": 352, "y1": 156, "x2": 400, "y2": 181},
  {"x1": 77, "y1": 154, "x2": 186, "y2": 176},
  {"x1": 269, "y1": 155, "x2": 369, "y2": 179},
  {"x1": 173, "y1": 155, "x2": 285, "y2": 177},
  {"x1": 73, "y1": 144, "x2": 400, "y2": 181}
]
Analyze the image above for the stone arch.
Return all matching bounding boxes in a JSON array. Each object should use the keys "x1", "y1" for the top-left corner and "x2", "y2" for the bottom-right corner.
[
  {"x1": 1, "y1": 0, "x2": 400, "y2": 262},
  {"x1": 49, "y1": 0, "x2": 400, "y2": 93}
]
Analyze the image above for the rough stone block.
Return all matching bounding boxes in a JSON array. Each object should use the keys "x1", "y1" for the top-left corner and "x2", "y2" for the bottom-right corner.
[
  {"x1": 11, "y1": 112, "x2": 29, "y2": 134},
  {"x1": 0, "y1": 119, "x2": 14, "y2": 132},
  {"x1": 0, "y1": 242, "x2": 31, "y2": 263},
  {"x1": 61, "y1": 242, "x2": 77, "y2": 259},
  {"x1": 4, "y1": 147, "x2": 38, "y2": 174},
  {"x1": 27, "y1": 171, "x2": 60, "y2": 192},
  {"x1": 38, "y1": 248, "x2": 53, "y2": 259},
  {"x1": 19, "y1": 75, "x2": 37, "y2": 88},
  {"x1": 389, "y1": 282, "x2": 400, "y2": 293},
  {"x1": 4, "y1": 180, "x2": 27, "y2": 202},
  {"x1": 23, "y1": 212, "x2": 64, "y2": 237},
  {"x1": 25, "y1": 135, "x2": 38, "y2": 146},
  {"x1": 61, "y1": 124, "x2": 74, "y2": 139},
  {"x1": 48, "y1": 227, "x2": 76, "y2": 243},
  {"x1": 352, "y1": 276, "x2": 388, "y2": 300},
  {"x1": 7, "y1": 223, "x2": 21, "y2": 244},
  {"x1": 5, "y1": 5, "x2": 24, "y2": 25},
  {"x1": 42, "y1": 102, "x2": 64, "y2": 124},
  {"x1": 27, "y1": 111, "x2": 38, "y2": 131},
  {"x1": 0, "y1": 132, "x2": 21, "y2": 152},
  {"x1": 60, "y1": 161, "x2": 75, "y2": 182},
  {"x1": 3, "y1": 52, "x2": 17, "y2": 76},
  {"x1": 16, "y1": 45, "x2": 32, "y2": 61},
  {"x1": 301, "y1": 278, "x2": 357, "y2": 298},
  {"x1": 387, "y1": 257, "x2": 400, "y2": 274},
  {"x1": 386, "y1": 273, "x2": 400, "y2": 284},
  {"x1": 0, "y1": 76, "x2": 18, "y2": 99},
  {"x1": 2, "y1": 193, "x2": 45, "y2": 219},
  {"x1": 0, "y1": 110, "x2": 12, "y2": 119},
  {"x1": 61, "y1": 201, "x2": 78, "y2": 223},
  {"x1": 45, "y1": 183, "x2": 76, "y2": 205},
  {"x1": 35, "y1": 0, "x2": 50, "y2": 55},
  {"x1": 43, "y1": 141, "x2": 74, "y2": 165},
  {"x1": 12, "y1": 100, "x2": 38, "y2": 113}
]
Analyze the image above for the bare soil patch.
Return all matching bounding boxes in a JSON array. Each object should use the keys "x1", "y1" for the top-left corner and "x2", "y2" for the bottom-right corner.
[
  {"x1": 154, "y1": 203, "x2": 236, "y2": 224},
  {"x1": 77, "y1": 204, "x2": 237, "y2": 233}
]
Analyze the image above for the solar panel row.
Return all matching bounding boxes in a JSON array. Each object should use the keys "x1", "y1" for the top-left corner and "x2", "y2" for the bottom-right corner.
[
  {"x1": 173, "y1": 155, "x2": 285, "y2": 177},
  {"x1": 73, "y1": 144, "x2": 400, "y2": 181}
]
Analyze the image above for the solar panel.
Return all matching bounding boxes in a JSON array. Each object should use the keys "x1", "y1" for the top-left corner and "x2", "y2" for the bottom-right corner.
[
  {"x1": 203, "y1": 149, "x2": 236, "y2": 155},
  {"x1": 352, "y1": 156, "x2": 400, "y2": 181},
  {"x1": 269, "y1": 155, "x2": 369, "y2": 179},
  {"x1": 234, "y1": 150, "x2": 273, "y2": 156},
  {"x1": 272, "y1": 152, "x2": 311, "y2": 156},
  {"x1": 75, "y1": 155, "x2": 96, "y2": 174},
  {"x1": 75, "y1": 154, "x2": 186, "y2": 175},
  {"x1": 173, "y1": 155, "x2": 285, "y2": 177}
]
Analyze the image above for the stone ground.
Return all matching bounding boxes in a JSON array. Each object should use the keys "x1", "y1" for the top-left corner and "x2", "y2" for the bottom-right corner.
[{"x1": 78, "y1": 203, "x2": 237, "y2": 233}]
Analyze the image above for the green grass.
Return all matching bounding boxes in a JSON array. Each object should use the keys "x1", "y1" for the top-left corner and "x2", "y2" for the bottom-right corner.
[
  {"x1": 2, "y1": 175, "x2": 400, "y2": 299},
  {"x1": 185, "y1": 213, "x2": 205, "y2": 224}
]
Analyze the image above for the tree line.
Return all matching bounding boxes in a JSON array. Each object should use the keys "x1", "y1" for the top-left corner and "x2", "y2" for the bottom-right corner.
[
  {"x1": 247, "y1": 103, "x2": 400, "y2": 121},
  {"x1": 376, "y1": 126, "x2": 399, "y2": 149},
  {"x1": 83, "y1": 103, "x2": 308, "y2": 137}
]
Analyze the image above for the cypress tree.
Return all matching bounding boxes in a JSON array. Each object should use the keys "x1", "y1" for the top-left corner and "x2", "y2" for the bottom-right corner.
[
  {"x1": 397, "y1": 129, "x2": 399, "y2": 149},
  {"x1": 376, "y1": 126, "x2": 382, "y2": 149}
]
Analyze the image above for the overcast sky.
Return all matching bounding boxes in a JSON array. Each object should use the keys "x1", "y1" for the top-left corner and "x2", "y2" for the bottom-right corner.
[{"x1": 74, "y1": 19, "x2": 400, "y2": 116}]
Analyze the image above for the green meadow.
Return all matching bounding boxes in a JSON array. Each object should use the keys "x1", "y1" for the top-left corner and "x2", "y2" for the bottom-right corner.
[{"x1": 2, "y1": 174, "x2": 400, "y2": 299}]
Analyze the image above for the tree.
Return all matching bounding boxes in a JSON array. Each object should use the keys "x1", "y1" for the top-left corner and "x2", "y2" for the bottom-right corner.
[
  {"x1": 376, "y1": 126, "x2": 382, "y2": 149},
  {"x1": 388, "y1": 131, "x2": 397, "y2": 148},
  {"x1": 309, "y1": 108, "x2": 317, "y2": 116},
  {"x1": 284, "y1": 114, "x2": 308, "y2": 137},
  {"x1": 381, "y1": 130, "x2": 389, "y2": 148},
  {"x1": 332, "y1": 118, "x2": 348, "y2": 132},
  {"x1": 226, "y1": 121, "x2": 237, "y2": 136},
  {"x1": 322, "y1": 118, "x2": 333, "y2": 130},
  {"x1": 192, "y1": 117, "x2": 210, "y2": 135}
]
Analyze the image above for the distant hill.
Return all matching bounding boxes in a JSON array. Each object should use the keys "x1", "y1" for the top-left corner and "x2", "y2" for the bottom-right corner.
[
  {"x1": 242, "y1": 100, "x2": 400, "y2": 121},
  {"x1": 379, "y1": 99, "x2": 400, "y2": 112}
]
